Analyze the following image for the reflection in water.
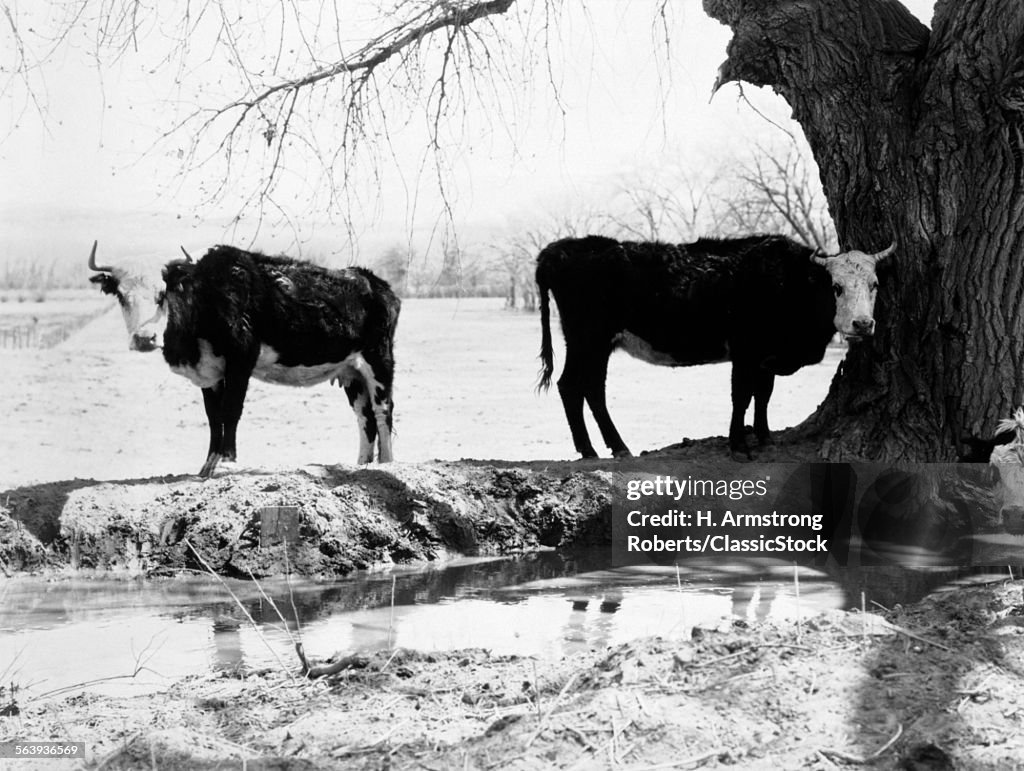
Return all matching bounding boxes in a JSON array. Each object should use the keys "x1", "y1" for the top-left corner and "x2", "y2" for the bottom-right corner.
[
  {"x1": 0, "y1": 551, "x2": 988, "y2": 702},
  {"x1": 211, "y1": 618, "x2": 244, "y2": 672}
]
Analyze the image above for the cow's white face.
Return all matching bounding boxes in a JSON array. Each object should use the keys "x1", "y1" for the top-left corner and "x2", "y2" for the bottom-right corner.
[
  {"x1": 990, "y1": 441, "x2": 1024, "y2": 532},
  {"x1": 89, "y1": 245, "x2": 169, "y2": 351},
  {"x1": 814, "y1": 243, "x2": 894, "y2": 340},
  {"x1": 989, "y1": 408, "x2": 1024, "y2": 533}
]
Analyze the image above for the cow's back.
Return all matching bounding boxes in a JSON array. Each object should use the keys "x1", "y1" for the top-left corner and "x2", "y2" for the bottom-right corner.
[
  {"x1": 248, "y1": 254, "x2": 398, "y2": 365},
  {"x1": 537, "y1": 236, "x2": 735, "y2": 361},
  {"x1": 173, "y1": 247, "x2": 398, "y2": 367}
]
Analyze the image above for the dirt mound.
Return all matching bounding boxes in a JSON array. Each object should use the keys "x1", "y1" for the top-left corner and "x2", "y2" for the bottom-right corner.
[
  {"x1": 4, "y1": 462, "x2": 614, "y2": 577},
  {"x1": 0, "y1": 511, "x2": 50, "y2": 574}
]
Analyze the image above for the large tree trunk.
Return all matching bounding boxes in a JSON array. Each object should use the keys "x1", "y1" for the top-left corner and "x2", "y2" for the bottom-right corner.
[{"x1": 705, "y1": 0, "x2": 1024, "y2": 461}]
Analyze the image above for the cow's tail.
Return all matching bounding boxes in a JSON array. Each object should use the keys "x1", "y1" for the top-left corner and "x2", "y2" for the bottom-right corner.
[{"x1": 536, "y1": 251, "x2": 555, "y2": 392}]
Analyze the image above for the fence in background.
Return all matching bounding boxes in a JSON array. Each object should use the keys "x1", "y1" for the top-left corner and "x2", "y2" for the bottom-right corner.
[{"x1": 0, "y1": 307, "x2": 109, "y2": 350}]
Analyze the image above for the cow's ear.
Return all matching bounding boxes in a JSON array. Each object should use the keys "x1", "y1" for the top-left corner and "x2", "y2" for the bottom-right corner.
[
  {"x1": 163, "y1": 263, "x2": 193, "y2": 291},
  {"x1": 89, "y1": 273, "x2": 119, "y2": 296}
]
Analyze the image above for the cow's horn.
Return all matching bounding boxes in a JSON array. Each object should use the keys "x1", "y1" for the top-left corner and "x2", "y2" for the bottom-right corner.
[
  {"x1": 810, "y1": 248, "x2": 830, "y2": 266},
  {"x1": 871, "y1": 241, "x2": 897, "y2": 262},
  {"x1": 179, "y1": 246, "x2": 194, "y2": 263},
  {"x1": 88, "y1": 240, "x2": 113, "y2": 273}
]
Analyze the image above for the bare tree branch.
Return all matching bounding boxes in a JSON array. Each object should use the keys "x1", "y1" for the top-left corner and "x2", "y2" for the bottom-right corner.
[
  {"x1": 208, "y1": 0, "x2": 512, "y2": 128},
  {"x1": 3, "y1": 0, "x2": 528, "y2": 248},
  {"x1": 722, "y1": 136, "x2": 836, "y2": 251}
]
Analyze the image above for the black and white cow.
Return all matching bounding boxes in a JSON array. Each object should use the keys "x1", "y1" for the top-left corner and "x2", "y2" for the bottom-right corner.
[
  {"x1": 88, "y1": 241, "x2": 400, "y2": 477},
  {"x1": 535, "y1": 234, "x2": 893, "y2": 459}
]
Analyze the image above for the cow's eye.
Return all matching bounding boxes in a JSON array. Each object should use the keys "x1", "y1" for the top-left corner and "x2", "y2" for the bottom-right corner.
[
  {"x1": 91, "y1": 274, "x2": 120, "y2": 297},
  {"x1": 869, "y1": 282, "x2": 878, "y2": 292},
  {"x1": 833, "y1": 284, "x2": 843, "y2": 297},
  {"x1": 156, "y1": 290, "x2": 166, "y2": 305}
]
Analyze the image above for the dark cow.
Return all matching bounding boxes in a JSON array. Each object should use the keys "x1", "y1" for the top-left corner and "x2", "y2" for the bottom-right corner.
[
  {"x1": 88, "y1": 241, "x2": 400, "y2": 477},
  {"x1": 536, "y1": 234, "x2": 893, "y2": 459}
]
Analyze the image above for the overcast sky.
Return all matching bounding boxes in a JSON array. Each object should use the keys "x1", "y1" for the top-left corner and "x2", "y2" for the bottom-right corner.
[{"x1": 0, "y1": 0, "x2": 936, "y2": 268}]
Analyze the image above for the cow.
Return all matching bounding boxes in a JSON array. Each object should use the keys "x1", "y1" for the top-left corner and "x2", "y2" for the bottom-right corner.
[
  {"x1": 535, "y1": 234, "x2": 893, "y2": 459},
  {"x1": 88, "y1": 241, "x2": 400, "y2": 477},
  {"x1": 989, "y1": 407, "x2": 1024, "y2": 535}
]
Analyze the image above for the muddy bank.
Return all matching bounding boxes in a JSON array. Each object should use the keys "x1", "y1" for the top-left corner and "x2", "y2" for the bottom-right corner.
[
  {"x1": 1, "y1": 460, "x2": 622, "y2": 577},
  {"x1": 6, "y1": 579, "x2": 1024, "y2": 769}
]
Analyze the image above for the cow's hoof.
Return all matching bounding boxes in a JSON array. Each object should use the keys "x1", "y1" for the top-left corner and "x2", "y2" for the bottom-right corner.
[
  {"x1": 198, "y1": 452, "x2": 223, "y2": 479},
  {"x1": 612, "y1": 449, "x2": 633, "y2": 459}
]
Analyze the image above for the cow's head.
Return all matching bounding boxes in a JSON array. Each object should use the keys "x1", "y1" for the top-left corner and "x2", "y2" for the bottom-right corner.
[
  {"x1": 812, "y1": 242, "x2": 895, "y2": 340},
  {"x1": 159, "y1": 257, "x2": 199, "y2": 324},
  {"x1": 87, "y1": 240, "x2": 182, "y2": 352},
  {"x1": 990, "y1": 408, "x2": 1024, "y2": 534}
]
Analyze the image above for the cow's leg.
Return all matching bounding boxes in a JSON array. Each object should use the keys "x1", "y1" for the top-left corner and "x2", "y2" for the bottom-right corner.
[
  {"x1": 200, "y1": 370, "x2": 250, "y2": 478},
  {"x1": 557, "y1": 346, "x2": 599, "y2": 458},
  {"x1": 752, "y1": 369, "x2": 776, "y2": 446},
  {"x1": 200, "y1": 385, "x2": 224, "y2": 476},
  {"x1": 729, "y1": 362, "x2": 755, "y2": 459},
  {"x1": 360, "y1": 349, "x2": 395, "y2": 463},
  {"x1": 343, "y1": 381, "x2": 376, "y2": 464},
  {"x1": 372, "y1": 386, "x2": 394, "y2": 463},
  {"x1": 582, "y1": 351, "x2": 631, "y2": 458}
]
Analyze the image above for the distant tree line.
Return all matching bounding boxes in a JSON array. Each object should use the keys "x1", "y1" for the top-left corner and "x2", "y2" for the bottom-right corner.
[{"x1": 376, "y1": 135, "x2": 834, "y2": 309}]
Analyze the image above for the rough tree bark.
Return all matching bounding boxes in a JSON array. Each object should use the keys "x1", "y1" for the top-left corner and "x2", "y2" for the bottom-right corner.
[{"x1": 705, "y1": 0, "x2": 1024, "y2": 461}]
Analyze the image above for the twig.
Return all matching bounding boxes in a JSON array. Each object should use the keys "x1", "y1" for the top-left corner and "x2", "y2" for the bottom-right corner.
[
  {"x1": 31, "y1": 636, "x2": 166, "y2": 702},
  {"x1": 813, "y1": 748, "x2": 840, "y2": 768},
  {"x1": 284, "y1": 545, "x2": 302, "y2": 638},
  {"x1": 246, "y1": 568, "x2": 297, "y2": 646},
  {"x1": 626, "y1": 749, "x2": 724, "y2": 770},
  {"x1": 524, "y1": 671, "x2": 583, "y2": 748},
  {"x1": 693, "y1": 649, "x2": 750, "y2": 669},
  {"x1": 861, "y1": 592, "x2": 867, "y2": 647},
  {"x1": 819, "y1": 723, "x2": 903, "y2": 764},
  {"x1": 380, "y1": 647, "x2": 402, "y2": 673},
  {"x1": 184, "y1": 539, "x2": 296, "y2": 679},
  {"x1": 388, "y1": 573, "x2": 397, "y2": 650},
  {"x1": 605, "y1": 717, "x2": 633, "y2": 765},
  {"x1": 793, "y1": 563, "x2": 802, "y2": 644},
  {"x1": 565, "y1": 725, "x2": 598, "y2": 753},
  {"x1": 883, "y1": 623, "x2": 953, "y2": 653},
  {"x1": 300, "y1": 652, "x2": 371, "y2": 680}
]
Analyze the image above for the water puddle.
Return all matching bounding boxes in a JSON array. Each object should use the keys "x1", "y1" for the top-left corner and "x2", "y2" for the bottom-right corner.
[{"x1": 0, "y1": 551, "x2": 966, "y2": 703}]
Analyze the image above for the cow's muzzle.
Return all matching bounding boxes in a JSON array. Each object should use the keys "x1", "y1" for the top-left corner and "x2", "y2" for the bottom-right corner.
[
  {"x1": 131, "y1": 333, "x2": 160, "y2": 352},
  {"x1": 845, "y1": 317, "x2": 876, "y2": 340}
]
